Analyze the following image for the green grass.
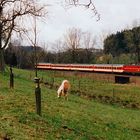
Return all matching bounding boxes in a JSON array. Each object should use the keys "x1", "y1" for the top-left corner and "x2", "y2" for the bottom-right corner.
[
  {"x1": 0, "y1": 68, "x2": 140, "y2": 139},
  {"x1": 36, "y1": 70, "x2": 140, "y2": 109}
]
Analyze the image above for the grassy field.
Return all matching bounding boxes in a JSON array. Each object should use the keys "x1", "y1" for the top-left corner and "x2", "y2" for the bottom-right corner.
[{"x1": 0, "y1": 68, "x2": 140, "y2": 140}]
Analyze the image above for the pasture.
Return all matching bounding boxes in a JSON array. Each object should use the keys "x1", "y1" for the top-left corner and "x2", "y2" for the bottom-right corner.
[{"x1": 0, "y1": 68, "x2": 140, "y2": 139}]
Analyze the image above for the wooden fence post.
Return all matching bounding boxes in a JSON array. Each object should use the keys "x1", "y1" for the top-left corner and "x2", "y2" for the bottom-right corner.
[
  {"x1": 112, "y1": 88, "x2": 115, "y2": 98},
  {"x1": 10, "y1": 66, "x2": 14, "y2": 88},
  {"x1": 34, "y1": 77, "x2": 41, "y2": 116},
  {"x1": 50, "y1": 77, "x2": 54, "y2": 89},
  {"x1": 78, "y1": 80, "x2": 81, "y2": 91}
]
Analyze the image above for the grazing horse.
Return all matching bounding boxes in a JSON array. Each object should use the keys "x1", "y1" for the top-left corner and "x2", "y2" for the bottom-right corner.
[{"x1": 57, "y1": 80, "x2": 70, "y2": 100}]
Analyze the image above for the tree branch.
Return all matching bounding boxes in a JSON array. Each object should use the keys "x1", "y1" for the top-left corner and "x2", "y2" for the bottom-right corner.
[
  {"x1": 1, "y1": 0, "x2": 47, "y2": 49},
  {"x1": 66, "y1": 0, "x2": 100, "y2": 21}
]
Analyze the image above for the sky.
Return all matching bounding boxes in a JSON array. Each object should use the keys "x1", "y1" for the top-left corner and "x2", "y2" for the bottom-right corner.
[{"x1": 29, "y1": 0, "x2": 140, "y2": 49}]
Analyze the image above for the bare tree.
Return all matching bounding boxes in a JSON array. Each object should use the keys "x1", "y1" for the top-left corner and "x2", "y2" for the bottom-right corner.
[
  {"x1": 83, "y1": 32, "x2": 96, "y2": 49},
  {"x1": 0, "y1": 0, "x2": 46, "y2": 71},
  {"x1": 51, "y1": 40, "x2": 64, "y2": 53},
  {"x1": 24, "y1": 15, "x2": 48, "y2": 75},
  {"x1": 65, "y1": 28, "x2": 82, "y2": 49},
  {"x1": 64, "y1": 27, "x2": 83, "y2": 63},
  {"x1": 50, "y1": 40, "x2": 65, "y2": 63},
  {"x1": 83, "y1": 32, "x2": 96, "y2": 63}
]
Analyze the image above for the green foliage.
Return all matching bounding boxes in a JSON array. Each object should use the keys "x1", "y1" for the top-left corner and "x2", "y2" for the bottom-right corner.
[
  {"x1": 104, "y1": 26, "x2": 140, "y2": 64},
  {"x1": 96, "y1": 53, "x2": 112, "y2": 64},
  {"x1": 116, "y1": 53, "x2": 135, "y2": 64}
]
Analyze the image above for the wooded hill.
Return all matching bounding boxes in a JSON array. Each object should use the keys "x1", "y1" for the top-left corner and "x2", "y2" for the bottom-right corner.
[{"x1": 104, "y1": 26, "x2": 140, "y2": 64}]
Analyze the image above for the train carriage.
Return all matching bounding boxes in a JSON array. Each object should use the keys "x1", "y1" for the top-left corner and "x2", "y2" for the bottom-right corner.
[
  {"x1": 37, "y1": 63, "x2": 140, "y2": 75},
  {"x1": 123, "y1": 65, "x2": 140, "y2": 74},
  {"x1": 94, "y1": 64, "x2": 124, "y2": 73},
  {"x1": 36, "y1": 63, "x2": 52, "y2": 70},
  {"x1": 69, "y1": 64, "x2": 94, "y2": 71}
]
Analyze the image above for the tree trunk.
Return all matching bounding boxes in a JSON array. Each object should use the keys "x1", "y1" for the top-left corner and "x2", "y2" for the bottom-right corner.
[
  {"x1": 137, "y1": 49, "x2": 140, "y2": 64},
  {"x1": 0, "y1": 48, "x2": 5, "y2": 71},
  {"x1": 72, "y1": 50, "x2": 76, "y2": 63},
  {"x1": 0, "y1": 6, "x2": 4, "y2": 71}
]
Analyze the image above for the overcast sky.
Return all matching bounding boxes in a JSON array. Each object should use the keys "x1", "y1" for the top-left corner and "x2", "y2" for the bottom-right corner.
[{"x1": 33, "y1": 0, "x2": 140, "y2": 49}]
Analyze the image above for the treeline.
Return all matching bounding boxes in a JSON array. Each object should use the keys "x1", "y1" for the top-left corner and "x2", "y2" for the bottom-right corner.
[
  {"x1": 4, "y1": 28, "x2": 103, "y2": 69},
  {"x1": 104, "y1": 26, "x2": 140, "y2": 64},
  {"x1": 4, "y1": 26, "x2": 140, "y2": 69},
  {"x1": 4, "y1": 44, "x2": 46, "y2": 69},
  {"x1": 4, "y1": 44, "x2": 102, "y2": 69}
]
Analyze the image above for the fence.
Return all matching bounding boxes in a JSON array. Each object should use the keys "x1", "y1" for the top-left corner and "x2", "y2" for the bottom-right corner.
[{"x1": 13, "y1": 69, "x2": 140, "y2": 109}]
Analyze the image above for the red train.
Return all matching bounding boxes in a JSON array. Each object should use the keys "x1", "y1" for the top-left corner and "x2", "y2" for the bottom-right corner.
[{"x1": 37, "y1": 63, "x2": 140, "y2": 74}]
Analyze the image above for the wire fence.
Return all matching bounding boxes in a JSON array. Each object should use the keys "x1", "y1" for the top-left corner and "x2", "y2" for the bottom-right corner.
[{"x1": 13, "y1": 69, "x2": 140, "y2": 109}]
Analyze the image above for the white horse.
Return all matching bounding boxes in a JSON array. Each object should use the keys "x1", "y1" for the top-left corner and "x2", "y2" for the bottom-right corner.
[{"x1": 57, "y1": 80, "x2": 70, "y2": 100}]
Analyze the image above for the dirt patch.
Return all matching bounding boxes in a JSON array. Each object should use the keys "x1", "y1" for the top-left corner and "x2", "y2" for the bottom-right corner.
[
  {"x1": 0, "y1": 96, "x2": 4, "y2": 100},
  {"x1": 0, "y1": 133, "x2": 10, "y2": 140}
]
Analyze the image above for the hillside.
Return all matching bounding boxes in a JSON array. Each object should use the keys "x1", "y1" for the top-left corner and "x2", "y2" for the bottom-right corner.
[
  {"x1": 104, "y1": 26, "x2": 140, "y2": 64},
  {"x1": 0, "y1": 68, "x2": 140, "y2": 139}
]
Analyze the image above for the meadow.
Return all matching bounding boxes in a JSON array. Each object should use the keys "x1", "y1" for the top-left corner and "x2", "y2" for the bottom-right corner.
[{"x1": 0, "y1": 68, "x2": 140, "y2": 140}]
